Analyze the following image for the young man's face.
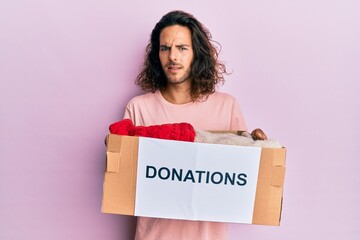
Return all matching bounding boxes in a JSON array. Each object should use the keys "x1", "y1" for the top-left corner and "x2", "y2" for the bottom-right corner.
[{"x1": 159, "y1": 25, "x2": 194, "y2": 86}]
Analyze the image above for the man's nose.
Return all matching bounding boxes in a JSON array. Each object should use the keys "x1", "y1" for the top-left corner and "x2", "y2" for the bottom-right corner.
[{"x1": 169, "y1": 48, "x2": 178, "y2": 61}]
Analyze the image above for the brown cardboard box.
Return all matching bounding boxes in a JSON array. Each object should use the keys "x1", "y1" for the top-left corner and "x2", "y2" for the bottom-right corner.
[{"x1": 101, "y1": 134, "x2": 286, "y2": 226}]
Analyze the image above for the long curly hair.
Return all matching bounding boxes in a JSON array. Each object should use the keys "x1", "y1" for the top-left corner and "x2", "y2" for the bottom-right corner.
[{"x1": 135, "y1": 10, "x2": 228, "y2": 101}]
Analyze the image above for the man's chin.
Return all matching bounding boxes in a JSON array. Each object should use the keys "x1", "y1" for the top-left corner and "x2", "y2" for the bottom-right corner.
[{"x1": 166, "y1": 76, "x2": 190, "y2": 85}]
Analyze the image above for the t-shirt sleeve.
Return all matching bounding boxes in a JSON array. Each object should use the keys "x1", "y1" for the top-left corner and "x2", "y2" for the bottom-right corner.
[
  {"x1": 123, "y1": 103, "x2": 134, "y2": 121},
  {"x1": 230, "y1": 99, "x2": 248, "y2": 131}
]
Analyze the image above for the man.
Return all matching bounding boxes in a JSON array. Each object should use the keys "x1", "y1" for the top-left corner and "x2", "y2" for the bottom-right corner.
[{"x1": 124, "y1": 10, "x2": 247, "y2": 240}]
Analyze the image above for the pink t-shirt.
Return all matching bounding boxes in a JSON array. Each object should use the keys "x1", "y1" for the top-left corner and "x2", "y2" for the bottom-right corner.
[{"x1": 123, "y1": 90, "x2": 247, "y2": 240}]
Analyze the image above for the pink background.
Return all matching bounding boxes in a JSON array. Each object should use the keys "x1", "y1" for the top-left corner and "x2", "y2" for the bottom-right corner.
[{"x1": 1, "y1": 1, "x2": 359, "y2": 239}]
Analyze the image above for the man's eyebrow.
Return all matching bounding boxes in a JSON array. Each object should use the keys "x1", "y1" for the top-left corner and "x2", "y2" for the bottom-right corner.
[
  {"x1": 160, "y1": 44, "x2": 190, "y2": 47},
  {"x1": 176, "y1": 44, "x2": 190, "y2": 47}
]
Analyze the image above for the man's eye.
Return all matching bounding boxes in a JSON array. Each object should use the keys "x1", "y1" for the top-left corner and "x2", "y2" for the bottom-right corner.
[
  {"x1": 160, "y1": 46, "x2": 169, "y2": 51},
  {"x1": 180, "y1": 47, "x2": 187, "y2": 51}
]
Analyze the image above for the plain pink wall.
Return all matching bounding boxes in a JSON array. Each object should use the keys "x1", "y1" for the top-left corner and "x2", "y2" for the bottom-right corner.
[{"x1": 1, "y1": 1, "x2": 359, "y2": 239}]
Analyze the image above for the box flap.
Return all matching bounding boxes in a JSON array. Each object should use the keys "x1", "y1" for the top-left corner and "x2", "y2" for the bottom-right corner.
[
  {"x1": 102, "y1": 135, "x2": 139, "y2": 215},
  {"x1": 252, "y1": 148, "x2": 286, "y2": 225}
]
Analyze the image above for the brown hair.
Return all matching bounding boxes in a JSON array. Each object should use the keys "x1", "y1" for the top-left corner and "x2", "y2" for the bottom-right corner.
[{"x1": 136, "y1": 10, "x2": 228, "y2": 101}]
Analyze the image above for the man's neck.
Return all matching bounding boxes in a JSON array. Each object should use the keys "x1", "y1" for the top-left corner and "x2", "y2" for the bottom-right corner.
[{"x1": 160, "y1": 83, "x2": 192, "y2": 104}]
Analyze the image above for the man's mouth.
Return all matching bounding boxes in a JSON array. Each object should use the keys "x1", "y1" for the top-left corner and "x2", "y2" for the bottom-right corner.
[{"x1": 166, "y1": 63, "x2": 182, "y2": 70}]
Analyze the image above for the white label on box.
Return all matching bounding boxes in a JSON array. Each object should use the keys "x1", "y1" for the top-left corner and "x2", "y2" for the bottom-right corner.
[{"x1": 135, "y1": 137, "x2": 261, "y2": 223}]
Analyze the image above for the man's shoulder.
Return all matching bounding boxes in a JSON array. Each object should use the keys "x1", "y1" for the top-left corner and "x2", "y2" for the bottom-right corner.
[
  {"x1": 208, "y1": 91, "x2": 237, "y2": 102},
  {"x1": 127, "y1": 91, "x2": 157, "y2": 105}
]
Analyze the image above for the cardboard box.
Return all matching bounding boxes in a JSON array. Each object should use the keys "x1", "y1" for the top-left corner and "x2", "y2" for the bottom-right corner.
[{"x1": 101, "y1": 134, "x2": 286, "y2": 226}]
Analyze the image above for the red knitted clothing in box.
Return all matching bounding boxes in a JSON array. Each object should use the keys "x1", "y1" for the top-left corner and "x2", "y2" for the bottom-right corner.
[{"x1": 109, "y1": 119, "x2": 195, "y2": 142}]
